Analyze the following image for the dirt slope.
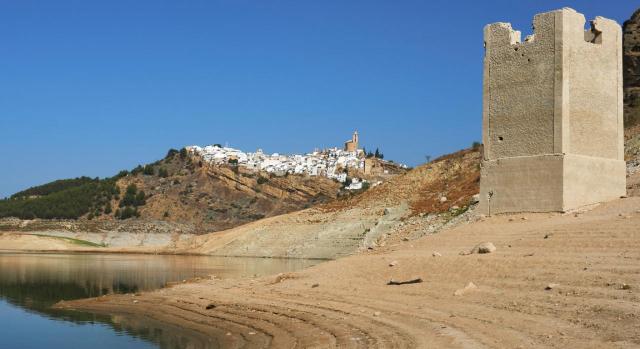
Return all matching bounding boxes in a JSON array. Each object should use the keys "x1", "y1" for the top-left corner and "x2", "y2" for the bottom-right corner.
[
  {"x1": 60, "y1": 195, "x2": 640, "y2": 348},
  {"x1": 169, "y1": 148, "x2": 481, "y2": 259}
]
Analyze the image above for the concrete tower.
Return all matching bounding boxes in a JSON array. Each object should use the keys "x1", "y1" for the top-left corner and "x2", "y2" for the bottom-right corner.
[{"x1": 479, "y1": 8, "x2": 626, "y2": 215}]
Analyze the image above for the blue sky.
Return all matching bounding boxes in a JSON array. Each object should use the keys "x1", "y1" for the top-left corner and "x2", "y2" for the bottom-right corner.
[{"x1": 0, "y1": 1, "x2": 636, "y2": 198}]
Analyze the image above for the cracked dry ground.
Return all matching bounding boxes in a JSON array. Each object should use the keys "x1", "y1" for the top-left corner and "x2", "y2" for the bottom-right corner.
[{"x1": 58, "y1": 197, "x2": 640, "y2": 348}]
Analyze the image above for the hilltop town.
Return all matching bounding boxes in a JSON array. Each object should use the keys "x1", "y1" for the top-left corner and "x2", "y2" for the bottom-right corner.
[
  {"x1": 0, "y1": 131, "x2": 410, "y2": 236},
  {"x1": 187, "y1": 131, "x2": 407, "y2": 190}
]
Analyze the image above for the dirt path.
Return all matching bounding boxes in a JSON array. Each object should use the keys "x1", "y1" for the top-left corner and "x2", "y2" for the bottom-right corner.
[{"x1": 57, "y1": 197, "x2": 640, "y2": 348}]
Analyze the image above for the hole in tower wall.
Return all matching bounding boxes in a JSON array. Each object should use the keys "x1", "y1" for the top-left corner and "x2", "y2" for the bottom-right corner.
[
  {"x1": 498, "y1": 136, "x2": 504, "y2": 142},
  {"x1": 584, "y1": 22, "x2": 603, "y2": 44}
]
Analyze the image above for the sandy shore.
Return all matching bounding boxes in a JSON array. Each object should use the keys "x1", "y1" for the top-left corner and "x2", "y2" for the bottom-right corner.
[{"x1": 56, "y1": 197, "x2": 640, "y2": 348}]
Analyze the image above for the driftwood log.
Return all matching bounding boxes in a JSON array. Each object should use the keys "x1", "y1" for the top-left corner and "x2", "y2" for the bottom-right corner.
[{"x1": 387, "y1": 278, "x2": 423, "y2": 286}]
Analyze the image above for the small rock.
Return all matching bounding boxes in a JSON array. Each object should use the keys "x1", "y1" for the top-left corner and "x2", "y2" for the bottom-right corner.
[
  {"x1": 621, "y1": 284, "x2": 631, "y2": 290},
  {"x1": 373, "y1": 311, "x2": 381, "y2": 317},
  {"x1": 544, "y1": 234, "x2": 551, "y2": 239},
  {"x1": 468, "y1": 242, "x2": 496, "y2": 254},
  {"x1": 133, "y1": 300, "x2": 139, "y2": 304},
  {"x1": 311, "y1": 283, "x2": 320, "y2": 288},
  {"x1": 248, "y1": 332, "x2": 256, "y2": 335},
  {"x1": 226, "y1": 333, "x2": 232, "y2": 336},
  {"x1": 206, "y1": 303, "x2": 216, "y2": 310},
  {"x1": 545, "y1": 283, "x2": 560, "y2": 291},
  {"x1": 454, "y1": 282, "x2": 478, "y2": 296},
  {"x1": 440, "y1": 196, "x2": 447, "y2": 203},
  {"x1": 402, "y1": 237, "x2": 410, "y2": 242},
  {"x1": 389, "y1": 260, "x2": 398, "y2": 267},
  {"x1": 383, "y1": 208, "x2": 391, "y2": 216},
  {"x1": 521, "y1": 217, "x2": 528, "y2": 221},
  {"x1": 471, "y1": 194, "x2": 480, "y2": 204},
  {"x1": 451, "y1": 205, "x2": 459, "y2": 210},
  {"x1": 432, "y1": 252, "x2": 442, "y2": 257}
]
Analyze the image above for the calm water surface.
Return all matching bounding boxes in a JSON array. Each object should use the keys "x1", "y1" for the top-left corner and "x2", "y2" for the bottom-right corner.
[{"x1": 0, "y1": 252, "x2": 321, "y2": 349}]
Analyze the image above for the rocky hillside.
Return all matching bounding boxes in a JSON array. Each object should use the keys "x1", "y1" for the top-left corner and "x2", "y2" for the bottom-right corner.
[
  {"x1": 171, "y1": 145, "x2": 482, "y2": 259},
  {"x1": 115, "y1": 150, "x2": 345, "y2": 233},
  {"x1": 624, "y1": 8, "x2": 640, "y2": 128},
  {"x1": 0, "y1": 148, "x2": 406, "y2": 235}
]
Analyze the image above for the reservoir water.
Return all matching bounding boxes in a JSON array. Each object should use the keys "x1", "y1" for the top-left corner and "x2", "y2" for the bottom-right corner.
[{"x1": 0, "y1": 252, "x2": 320, "y2": 348}]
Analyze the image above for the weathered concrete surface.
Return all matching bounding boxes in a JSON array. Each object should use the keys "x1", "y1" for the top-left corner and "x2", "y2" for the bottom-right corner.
[{"x1": 480, "y1": 8, "x2": 626, "y2": 214}]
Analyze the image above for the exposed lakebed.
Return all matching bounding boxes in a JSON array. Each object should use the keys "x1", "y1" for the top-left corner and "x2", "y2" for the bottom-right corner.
[{"x1": 0, "y1": 252, "x2": 320, "y2": 348}]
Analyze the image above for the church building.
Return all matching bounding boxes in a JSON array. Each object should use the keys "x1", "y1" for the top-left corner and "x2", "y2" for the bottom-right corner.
[{"x1": 344, "y1": 131, "x2": 359, "y2": 152}]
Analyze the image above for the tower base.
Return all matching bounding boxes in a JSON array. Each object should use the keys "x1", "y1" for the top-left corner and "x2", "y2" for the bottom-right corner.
[{"x1": 478, "y1": 154, "x2": 626, "y2": 215}]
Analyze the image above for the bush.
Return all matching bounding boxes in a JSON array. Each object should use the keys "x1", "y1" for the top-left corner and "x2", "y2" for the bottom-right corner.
[
  {"x1": 115, "y1": 170, "x2": 129, "y2": 179},
  {"x1": 472, "y1": 141, "x2": 482, "y2": 149},
  {"x1": 158, "y1": 168, "x2": 169, "y2": 178},
  {"x1": 166, "y1": 149, "x2": 179, "y2": 159},
  {"x1": 135, "y1": 191, "x2": 146, "y2": 206},
  {"x1": 143, "y1": 165, "x2": 155, "y2": 176},
  {"x1": 131, "y1": 165, "x2": 144, "y2": 175},
  {"x1": 119, "y1": 184, "x2": 146, "y2": 208},
  {"x1": 179, "y1": 148, "x2": 188, "y2": 159},
  {"x1": 119, "y1": 206, "x2": 136, "y2": 220},
  {"x1": 257, "y1": 177, "x2": 269, "y2": 185}
]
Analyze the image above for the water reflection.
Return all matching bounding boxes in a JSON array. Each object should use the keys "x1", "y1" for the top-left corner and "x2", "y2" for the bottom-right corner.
[{"x1": 0, "y1": 252, "x2": 320, "y2": 348}]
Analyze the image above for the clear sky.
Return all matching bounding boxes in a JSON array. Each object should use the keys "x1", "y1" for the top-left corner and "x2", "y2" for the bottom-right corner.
[{"x1": 1, "y1": 1, "x2": 637, "y2": 198}]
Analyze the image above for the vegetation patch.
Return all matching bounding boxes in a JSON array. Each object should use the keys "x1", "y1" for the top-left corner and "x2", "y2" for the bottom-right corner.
[{"x1": 29, "y1": 234, "x2": 106, "y2": 247}]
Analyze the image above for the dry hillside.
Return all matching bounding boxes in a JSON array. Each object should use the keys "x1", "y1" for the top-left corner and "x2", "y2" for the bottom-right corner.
[
  {"x1": 116, "y1": 153, "x2": 343, "y2": 233},
  {"x1": 170, "y1": 146, "x2": 482, "y2": 259}
]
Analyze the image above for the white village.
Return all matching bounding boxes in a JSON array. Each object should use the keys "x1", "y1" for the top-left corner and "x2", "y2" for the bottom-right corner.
[{"x1": 187, "y1": 131, "x2": 405, "y2": 190}]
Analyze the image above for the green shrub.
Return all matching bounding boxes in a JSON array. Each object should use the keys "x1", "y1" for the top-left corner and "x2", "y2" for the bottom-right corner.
[
  {"x1": 143, "y1": 165, "x2": 155, "y2": 176},
  {"x1": 166, "y1": 149, "x2": 179, "y2": 158}
]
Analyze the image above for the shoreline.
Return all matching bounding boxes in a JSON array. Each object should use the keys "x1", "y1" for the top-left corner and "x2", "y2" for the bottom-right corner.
[
  {"x1": 56, "y1": 197, "x2": 640, "y2": 348},
  {"x1": 0, "y1": 246, "x2": 334, "y2": 261}
]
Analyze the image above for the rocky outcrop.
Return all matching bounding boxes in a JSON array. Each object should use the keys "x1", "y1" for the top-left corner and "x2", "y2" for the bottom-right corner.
[{"x1": 624, "y1": 9, "x2": 640, "y2": 127}]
